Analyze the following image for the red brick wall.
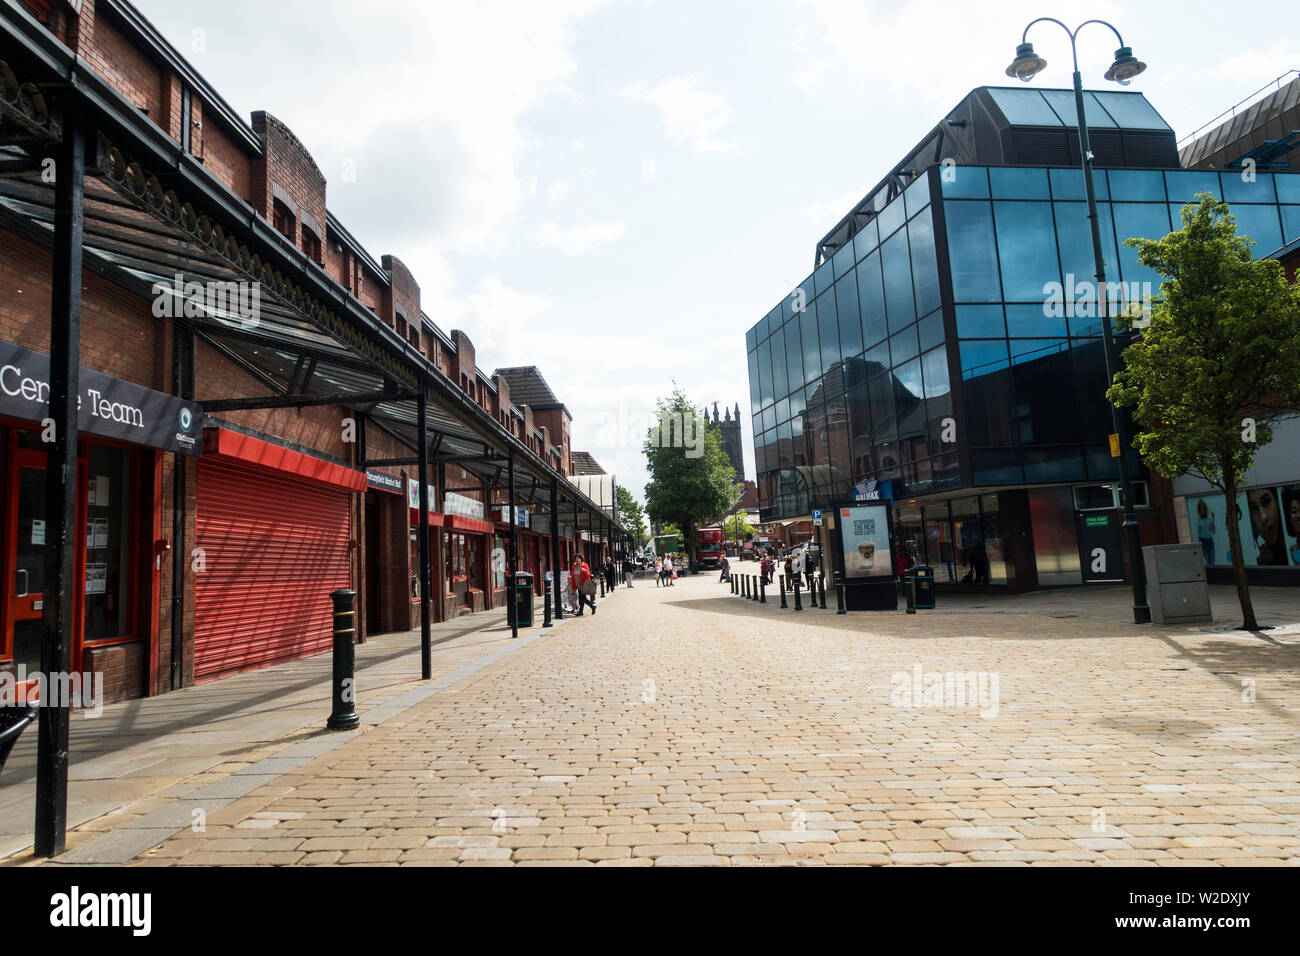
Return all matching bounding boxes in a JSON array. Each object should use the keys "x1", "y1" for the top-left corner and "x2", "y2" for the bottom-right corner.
[
  {"x1": 83, "y1": 12, "x2": 163, "y2": 123},
  {"x1": 250, "y1": 112, "x2": 327, "y2": 260}
]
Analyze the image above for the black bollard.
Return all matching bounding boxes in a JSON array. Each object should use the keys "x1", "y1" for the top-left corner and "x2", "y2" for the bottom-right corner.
[
  {"x1": 793, "y1": 577, "x2": 802, "y2": 612},
  {"x1": 743, "y1": 575, "x2": 749, "y2": 599},
  {"x1": 732, "y1": 574, "x2": 738, "y2": 595},
  {"x1": 599, "y1": 573, "x2": 605, "y2": 598},
  {"x1": 780, "y1": 574, "x2": 787, "y2": 609},
  {"x1": 759, "y1": 574, "x2": 767, "y2": 604},
  {"x1": 835, "y1": 570, "x2": 846, "y2": 615},
  {"x1": 543, "y1": 577, "x2": 553, "y2": 628},
  {"x1": 327, "y1": 589, "x2": 360, "y2": 730},
  {"x1": 752, "y1": 575, "x2": 759, "y2": 601},
  {"x1": 819, "y1": 575, "x2": 828, "y2": 610}
]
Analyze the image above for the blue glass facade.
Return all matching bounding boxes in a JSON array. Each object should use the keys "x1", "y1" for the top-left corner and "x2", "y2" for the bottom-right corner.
[{"x1": 747, "y1": 163, "x2": 1300, "y2": 583}]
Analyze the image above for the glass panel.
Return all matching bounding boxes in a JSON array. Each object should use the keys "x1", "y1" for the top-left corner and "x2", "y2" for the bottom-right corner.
[
  {"x1": 84, "y1": 444, "x2": 132, "y2": 641},
  {"x1": 769, "y1": 324, "x2": 789, "y2": 400},
  {"x1": 13, "y1": 465, "x2": 47, "y2": 670},
  {"x1": 881, "y1": 227, "x2": 915, "y2": 333},
  {"x1": 818, "y1": 293, "x2": 841, "y2": 372},
  {"x1": 852, "y1": 217, "x2": 880, "y2": 261},
  {"x1": 1055, "y1": 201, "x2": 1119, "y2": 302},
  {"x1": 1164, "y1": 169, "x2": 1220, "y2": 203},
  {"x1": 963, "y1": 355, "x2": 1015, "y2": 447},
  {"x1": 789, "y1": 386, "x2": 807, "y2": 419},
  {"x1": 832, "y1": 239, "x2": 857, "y2": 279},
  {"x1": 784, "y1": 320, "x2": 804, "y2": 394},
  {"x1": 959, "y1": 339, "x2": 1010, "y2": 378},
  {"x1": 1006, "y1": 303, "x2": 1066, "y2": 338},
  {"x1": 1011, "y1": 340, "x2": 1076, "y2": 445},
  {"x1": 1222, "y1": 172, "x2": 1275, "y2": 204},
  {"x1": 925, "y1": 511, "x2": 956, "y2": 583},
  {"x1": 1049, "y1": 167, "x2": 1087, "y2": 201},
  {"x1": 944, "y1": 201, "x2": 1001, "y2": 302},
  {"x1": 877, "y1": 194, "x2": 907, "y2": 240},
  {"x1": 1040, "y1": 88, "x2": 1114, "y2": 128},
  {"x1": 971, "y1": 447, "x2": 1023, "y2": 484},
  {"x1": 846, "y1": 381, "x2": 872, "y2": 478},
  {"x1": 941, "y1": 166, "x2": 990, "y2": 199},
  {"x1": 979, "y1": 493, "x2": 1008, "y2": 584},
  {"x1": 1283, "y1": 206, "x2": 1300, "y2": 244},
  {"x1": 1029, "y1": 487, "x2": 1083, "y2": 585},
  {"x1": 1092, "y1": 91, "x2": 1171, "y2": 130},
  {"x1": 920, "y1": 345, "x2": 950, "y2": 400},
  {"x1": 1023, "y1": 446, "x2": 1085, "y2": 482},
  {"x1": 1229, "y1": 204, "x2": 1284, "y2": 257},
  {"x1": 748, "y1": 348, "x2": 761, "y2": 414},
  {"x1": 762, "y1": 404, "x2": 776, "y2": 433},
  {"x1": 776, "y1": 396, "x2": 790, "y2": 424},
  {"x1": 745, "y1": 326, "x2": 757, "y2": 352},
  {"x1": 908, "y1": 206, "x2": 941, "y2": 317},
  {"x1": 994, "y1": 200, "x2": 1059, "y2": 301},
  {"x1": 757, "y1": 311, "x2": 770, "y2": 344},
  {"x1": 956, "y1": 305, "x2": 1005, "y2": 338},
  {"x1": 799, "y1": 304, "x2": 820, "y2": 385},
  {"x1": 952, "y1": 505, "x2": 986, "y2": 586},
  {"x1": 917, "y1": 310, "x2": 945, "y2": 352},
  {"x1": 1277, "y1": 174, "x2": 1300, "y2": 204},
  {"x1": 835, "y1": 273, "x2": 863, "y2": 359},
  {"x1": 758, "y1": 338, "x2": 773, "y2": 408},
  {"x1": 988, "y1": 87, "x2": 1060, "y2": 125},
  {"x1": 990, "y1": 167, "x2": 1050, "y2": 199},
  {"x1": 857, "y1": 252, "x2": 888, "y2": 345},
  {"x1": 1108, "y1": 169, "x2": 1166, "y2": 202},
  {"x1": 864, "y1": 340, "x2": 890, "y2": 377},
  {"x1": 1112, "y1": 203, "x2": 1171, "y2": 286},
  {"x1": 904, "y1": 174, "x2": 931, "y2": 218},
  {"x1": 889, "y1": 325, "x2": 919, "y2": 366}
]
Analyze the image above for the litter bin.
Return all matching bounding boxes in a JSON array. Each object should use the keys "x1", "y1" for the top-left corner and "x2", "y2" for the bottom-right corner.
[
  {"x1": 513, "y1": 571, "x2": 534, "y2": 628},
  {"x1": 909, "y1": 565, "x2": 935, "y2": 610}
]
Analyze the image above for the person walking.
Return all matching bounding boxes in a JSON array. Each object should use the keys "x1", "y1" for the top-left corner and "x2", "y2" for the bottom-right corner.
[
  {"x1": 571, "y1": 556, "x2": 596, "y2": 615},
  {"x1": 655, "y1": 556, "x2": 663, "y2": 587},
  {"x1": 804, "y1": 549, "x2": 816, "y2": 589},
  {"x1": 719, "y1": 554, "x2": 731, "y2": 583},
  {"x1": 622, "y1": 553, "x2": 635, "y2": 588},
  {"x1": 603, "y1": 556, "x2": 616, "y2": 594},
  {"x1": 664, "y1": 554, "x2": 675, "y2": 586},
  {"x1": 784, "y1": 556, "x2": 794, "y2": 587}
]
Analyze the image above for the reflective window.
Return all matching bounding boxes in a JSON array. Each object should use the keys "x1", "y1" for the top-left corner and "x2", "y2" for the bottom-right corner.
[
  {"x1": 889, "y1": 325, "x2": 919, "y2": 366},
  {"x1": 769, "y1": 325, "x2": 789, "y2": 399},
  {"x1": 747, "y1": 348, "x2": 760, "y2": 413},
  {"x1": 994, "y1": 201, "x2": 1059, "y2": 301},
  {"x1": 1055, "y1": 201, "x2": 1119, "y2": 296},
  {"x1": 1108, "y1": 169, "x2": 1166, "y2": 202},
  {"x1": 1092, "y1": 91, "x2": 1172, "y2": 130},
  {"x1": 971, "y1": 448, "x2": 1023, "y2": 484},
  {"x1": 1111, "y1": 203, "x2": 1171, "y2": 286},
  {"x1": 956, "y1": 305, "x2": 1004, "y2": 338},
  {"x1": 1041, "y1": 89, "x2": 1116, "y2": 128},
  {"x1": 959, "y1": 339, "x2": 1010, "y2": 378},
  {"x1": 1283, "y1": 206, "x2": 1300, "y2": 244},
  {"x1": 784, "y1": 320, "x2": 804, "y2": 395},
  {"x1": 877, "y1": 194, "x2": 907, "y2": 240},
  {"x1": 835, "y1": 273, "x2": 863, "y2": 359},
  {"x1": 904, "y1": 174, "x2": 931, "y2": 218},
  {"x1": 832, "y1": 239, "x2": 856, "y2": 279},
  {"x1": 799, "y1": 305, "x2": 820, "y2": 385},
  {"x1": 757, "y1": 338, "x2": 773, "y2": 408},
  {"x1": 863, "y1": 340, "x2": 890, "y2": 377},
  {"x1": 908, "y1": 207, "x2": 941, "y2": 317},
  {"x1": 1006, "y1": 303, "x2": 1066, "y2": 338},
  {"x1": 917, "y1": 310, "x2": 945, "y2": 353},
  {"x1": 1222, "y1": 172, "x2": 1275, "y2": 205},
  {"x1": 881, "y1": 228, "x2": 915, "y2": 332},
  {"x1": 789, "y1": 386, "x2": 807, "y2": 419},
  {"x1": 1277, "y1": 175, "x2": 1300, "y2": 203},
  {"x1": 1009, "y1": 337, "x2": 1068, "y2": 366},
  {"x1": 964, "y1": 368, "x2": 1015, "y2": 446},
  {"x1": 988, "y1": 87, "x2": 1060, "y2": 125},
  {"x1": 745, "y1": 327, "x2": 757, "y2": 352},
  {"x1": 1049, "y1": 168, "x2": 1087, "y2": 201},
  {"x1": 945, "y1": 201, "x2": 1001, "y2": 302},
  {"x1": 920, "y1": 345, "x2": 950, "y2": 400},
  {"x1": 857, "y1": 251, "x2": 888, "y2": 345},
  {"x1": 941, "y1": 166, "x2": 990, "y2": 199},
  {"x1": 990, "y1": 167, "x2": 1050, "y2": 199},
  {"x1": 1164, "y1": 170, "x2": 1220, "y2": 203},
  {"x1": 813, "y1": 260, "x2": 835, "y2": 298},
  {"x1": 853, "y1": 217, "x2": 880, "y2": 261},
  {"x1": 818, "y1": 293, "x2": 841, "y2": 372},
  {"x1": 1228, "y1": 204, "x2": 1283, "y2": 257}
]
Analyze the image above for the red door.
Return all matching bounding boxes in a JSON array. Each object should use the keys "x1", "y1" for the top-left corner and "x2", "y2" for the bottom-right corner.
[{"x1": 193, "y1": 459, "x2": 351, "y2": 682}]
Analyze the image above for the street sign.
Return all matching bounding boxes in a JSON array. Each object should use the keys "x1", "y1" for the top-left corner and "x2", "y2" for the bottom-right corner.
[
  {"x1": 1109, "y1": 433, "x2": 1121, "y2": 457},
  {"x1": 812, "y1": 509, "x2": 822, "y2": 526}
]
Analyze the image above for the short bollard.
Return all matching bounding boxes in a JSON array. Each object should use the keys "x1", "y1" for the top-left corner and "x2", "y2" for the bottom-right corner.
[
  {"x1": 327, "y1": 588, "x2": 360, "y2": 731},
  {"x1": 759, "y1": 575, "x2": 766, "y2": 604},
  {"x1": 835, "y1": 570, "x2": 846, "y2": 615},
  {"x1": 732, "y1": 575, "x2": 737, "y2": 595},
  {"x1": 819, "y1": 574, "x2": 828, "y2": 610},
  {"x1": 741, "y1": 575, "x2": 747, "y2": 598},
  {"x1": 905, "y1": 570, "x2": 916, "y2": 614},
  {"x1": 779, "y1": 574, "x2": 788, "y2": 609},
  {"x1": 752, "y1": 575, "x2": 759, "y2": 601},
  {"x1": 599, "y1": 573, "x2": 605, "y2": 598},
  {"x1": 543, "y1": 577, "x2": 553, "y2": 628},
  {"x1": 793, "y1": 578, "x2": 803, "y2": 612}
]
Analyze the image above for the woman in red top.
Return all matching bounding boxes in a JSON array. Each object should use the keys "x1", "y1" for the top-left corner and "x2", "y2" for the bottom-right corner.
[{"x1": 571, "y1": 557, "x2": 596, "y2": 615}]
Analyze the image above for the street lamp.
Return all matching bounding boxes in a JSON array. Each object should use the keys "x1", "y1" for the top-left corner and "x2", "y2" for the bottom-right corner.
[{"x1": 1006, "y1": 17, "x2": 1151, "y2": 624}]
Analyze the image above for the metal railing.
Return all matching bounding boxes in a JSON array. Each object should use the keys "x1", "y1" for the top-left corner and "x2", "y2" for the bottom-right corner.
[{"x1": 1177, "y1": 70, "x2": 1299, "y2": 148}]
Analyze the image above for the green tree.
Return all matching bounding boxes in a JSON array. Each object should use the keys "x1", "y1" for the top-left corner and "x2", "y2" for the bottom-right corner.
[
  {"x1": 1107, "y1": 195, "x2": 1300, "y2": 630},
  {"x1": 723, "y1": 511, "x2": 755, "y2": 548},
  {"x1": 615, "y1": 485, "x2": 648, "y2": 547},
  {"x1": 643, "y1": 386, "x2": 742, "y2": 572}
]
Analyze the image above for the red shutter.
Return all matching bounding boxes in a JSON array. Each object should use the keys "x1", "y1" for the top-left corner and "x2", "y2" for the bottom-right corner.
[{"x1": 193, "y1": 459, "x2": 351, "y2": 682}]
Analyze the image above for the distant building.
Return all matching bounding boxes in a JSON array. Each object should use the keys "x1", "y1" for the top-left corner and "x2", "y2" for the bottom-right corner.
[{"x1": 704, "y1": 402, "x2": 745, "y2": 479}]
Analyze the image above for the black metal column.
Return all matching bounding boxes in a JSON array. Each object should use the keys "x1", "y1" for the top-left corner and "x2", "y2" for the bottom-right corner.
[
  {"x1": 170, "y1": 323, "x2": 192, "y2": 692},
  {"x1": 417, "y1": 389, "x2": 432, "y2": 679},
  {"x1": 550, "y1": 478, "x2": 563, "y2": 620},
  {"x1": 507, "y1": 449, "x2": 518, "y2": 639},
  {"x1": 35, "y1": 120, "x2": 84, "y2": 858}
]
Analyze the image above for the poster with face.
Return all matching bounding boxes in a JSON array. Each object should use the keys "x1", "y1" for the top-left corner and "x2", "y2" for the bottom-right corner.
[
  {"x1": 841, "y1": 504, "x2": 892, "y2": 579},
  {"x1": 1283, "y1": 484, "x2": 1300, "y2": 565},
  {"x1": 1247, "y1": 486, "x2": 1288, "y2": 566}
]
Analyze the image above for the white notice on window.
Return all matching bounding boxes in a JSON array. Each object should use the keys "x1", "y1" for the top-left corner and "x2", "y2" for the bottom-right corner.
[{"x1": 32, "y1": 519, "x2": 45, "y2": 545}]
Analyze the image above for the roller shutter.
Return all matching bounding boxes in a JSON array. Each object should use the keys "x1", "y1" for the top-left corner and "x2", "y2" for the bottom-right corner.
[{"x1": 194, "y1": 459, "x2": 351, "y2": 682}]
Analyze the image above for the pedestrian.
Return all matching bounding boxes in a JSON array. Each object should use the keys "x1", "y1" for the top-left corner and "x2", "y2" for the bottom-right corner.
[
  {"x1": 571, "y1": 555, "x2": 596, "y2": 615},
  {"x1": 719, "y1": 554, "x2": 730, "y2": 583},
  {"x1": 664, "y1": 554, "x2": 675, "y2": 586},
  {"x1": 655, "y1": 555, "x2": 663, "y2": 587},
  {"x1": 784, "y1": 556, "x2": 793, "y2": 587},
  {"x1": 622, "y1": 553, "x2": 635, "y2": 588},
  {"x1": 804, "y1": 549, "x2": 815, "y2": 589},
  {"x1": 603, "y1": 556, "x2": 616, "y2": 593}
]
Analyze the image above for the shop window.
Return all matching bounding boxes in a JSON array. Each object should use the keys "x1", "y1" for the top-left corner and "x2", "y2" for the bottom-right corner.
[
  {"x1": 410, "y1": 529, "x2": 420, "y2": 599},
  {"x1": 83, "y1": 445, "x2": 133, "y2": 642}
]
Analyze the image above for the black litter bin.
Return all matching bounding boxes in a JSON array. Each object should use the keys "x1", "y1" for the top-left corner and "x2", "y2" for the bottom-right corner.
[
  {"x1": 513, "y1": 572, "x2": 534, "y2": 627},
  {"x1": 910, "y1": 565, "x2": 935, "y2": 610}
]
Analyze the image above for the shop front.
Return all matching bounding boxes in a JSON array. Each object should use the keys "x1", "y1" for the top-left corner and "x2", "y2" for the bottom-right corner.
[
  {"x1": 0, "y1": 339, "x2": 202, "y2": 702},
  {"x1": 443, "y1": 492, "x2": 491, "y2": 616},
  {"x1": 192, "y1": 428, "x2": 364, "y2": 682}
]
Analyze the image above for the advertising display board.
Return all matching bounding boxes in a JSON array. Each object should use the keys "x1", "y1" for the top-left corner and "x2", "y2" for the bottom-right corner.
[{"x1": 840, "y1": 504, "x2": 894, "y2": 580}]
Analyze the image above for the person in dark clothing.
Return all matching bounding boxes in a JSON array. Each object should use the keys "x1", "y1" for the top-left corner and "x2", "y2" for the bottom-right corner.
[
  {"x1": 804, "y1": 551, "x2": 816, "y2": 589},
  {"x1": 622, "y1": 554, "x2": 635, "y2": 588},
  {"x1": 603, "y1": 558, "x2": 616, "y2": 593}
]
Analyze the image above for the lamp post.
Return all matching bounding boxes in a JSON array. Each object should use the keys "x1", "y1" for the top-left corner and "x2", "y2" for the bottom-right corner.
[{"x1": 1006, "y1": 18, "x2": 1151, "y2": 625}]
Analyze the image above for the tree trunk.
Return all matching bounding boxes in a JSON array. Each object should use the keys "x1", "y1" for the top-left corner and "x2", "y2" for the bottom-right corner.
[{"x1": 1222, "y1": 478, "x2": 1258, "y2": 630}]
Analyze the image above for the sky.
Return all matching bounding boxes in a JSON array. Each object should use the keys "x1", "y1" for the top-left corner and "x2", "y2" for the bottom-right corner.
[{"x1": 134, "y1": 0, "x2": 1298, "y2": 504}]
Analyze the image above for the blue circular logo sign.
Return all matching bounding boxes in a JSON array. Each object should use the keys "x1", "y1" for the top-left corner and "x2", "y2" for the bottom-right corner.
[{"x1": 178, "y1": 407, "x2": 194, "y2": 432}]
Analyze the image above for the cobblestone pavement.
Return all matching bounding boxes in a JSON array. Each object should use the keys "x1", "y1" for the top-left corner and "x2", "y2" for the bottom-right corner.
[{"x1": 75, "y1": 575, "x2": 1300, "y2": 865}]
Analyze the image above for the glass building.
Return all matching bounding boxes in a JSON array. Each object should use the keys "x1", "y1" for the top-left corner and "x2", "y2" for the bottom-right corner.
[{"x1": 746, "y1": 86, "x2": 1300, "y2": 590}]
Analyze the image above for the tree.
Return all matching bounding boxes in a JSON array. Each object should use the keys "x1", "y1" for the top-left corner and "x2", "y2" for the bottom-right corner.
[
  {"x1": 723, "y1": 512, "x2": 755, "y2": 548},
  {"x1": 1107, "y1": 194, "x2": 1300, "y2": 630},
  {"x1": 615, "y1": 485, "x2": 648, "y2": 548},
  {"x1": 643, "y1": 386, "x2": 742, "y2": 572}
]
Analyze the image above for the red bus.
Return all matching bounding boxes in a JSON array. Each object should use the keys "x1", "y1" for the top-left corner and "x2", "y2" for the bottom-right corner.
[{"x1": 698, "y1": 528, "x2": 724, "y2": 569}]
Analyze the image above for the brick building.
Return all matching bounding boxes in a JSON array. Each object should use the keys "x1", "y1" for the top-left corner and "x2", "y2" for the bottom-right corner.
[{"x1": 0, "y1": 0, "x2": 627, "y2": 703}]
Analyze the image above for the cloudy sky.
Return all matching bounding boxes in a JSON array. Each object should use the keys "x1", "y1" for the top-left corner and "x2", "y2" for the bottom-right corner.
[{"x1": 135, "y1": 0, "x2": 1296, "y2": 503}]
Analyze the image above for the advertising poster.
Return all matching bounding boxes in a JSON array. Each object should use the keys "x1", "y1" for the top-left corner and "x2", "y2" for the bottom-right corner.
[
  {"x1": 1189, "y1": 487, "x2": 1299, "y2": 567},
  {"x1": 840, "y1": 504, "x2": 893, "y2": 579}
]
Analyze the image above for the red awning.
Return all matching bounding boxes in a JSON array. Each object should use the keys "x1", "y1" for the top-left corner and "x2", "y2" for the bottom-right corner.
[{"x1": 202, "y1": 427, "x2": 366, "y2": 492}]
